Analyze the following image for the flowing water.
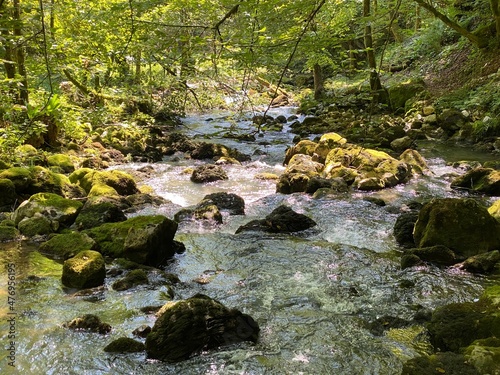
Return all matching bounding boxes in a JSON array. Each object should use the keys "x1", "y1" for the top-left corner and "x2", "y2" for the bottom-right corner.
[{"x1": 1, "y1": 108, "x2": 498, "y2": 374}]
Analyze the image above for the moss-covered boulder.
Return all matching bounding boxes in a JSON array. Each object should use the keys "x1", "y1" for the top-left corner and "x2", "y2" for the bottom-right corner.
[
  {"x1": 61, "y1": 250, "x2": 106, "y2": 289},
  {"x1": 401, "y1": 352, "x2": 479, "y2": 375},
  {"x1": 399, "y1": 149, "x2": 429, "y2": 175},
  {"x1": 313, "y1": 132, "x2": 348, "y2": 163},
  {"x1": 0, "y1": 225, "x2": 20, "y2": 241},
  {"x1": 458, "y1": 250, "x2": 500, "y2": 274},
  {"x1": 73, "y1": 197, "x2": 127, "y2": 230},
  {"x1": 401, "y1": 245, "x2": 457, "y2": 268},
  {"x1": 112, "y1": 269, "x2": 149, "y2": 291},
  {"x1": 13, "y1": 192, "x2": 83, "y2": 232},
  {"x1": 69, "y1": 168, "x2": 140, "y2": 196},
  {"x1": 463, "y1": 338, "x2": 500, "y2": 375},
  {"x1": 283, "y1": 139, "x2": 318, "y2": 165},
  {"x1": 145, "y1": 294, "x2": 259, "y2": 362},
  {"x1": 203, "y1": 192, "x2": 245, "y2": 215},
  {"x1": 84, "y1": 215, "x2": 180, "y2": 266},
  {"x1": 236, "y1": 205, "x2": 317, "y2": 234},
  {"x1": 0, "y1": 167, "x2": 33, "y2": 193},
  {"x1": 104, "y1": 337, "x2": 145, "y2": 353},
  {"x1": 489, "y1": 199, "x2": 500, "y2": 222},
  {"x1": 39, "y1": 232, "x2": 97, "y2": 259},
  {"x1": 190, "y1": 164, "x2": 228, "y2": 183},
  {"x1": 451, "y1": 168, "x2": 500, "y2": 196},
  {"x1": 393, "y1": 211, "x2": 419, "y2": 248},
  {"x1": 388, "y1": 79, "x2": 426, "y2": 111},
  {"x1": 63, "y1": 314, "x2": 111, "y2": 334},
  {"x1": 0, "y1": 178, "x2": 18, "y2": 211},
  {"x1": 46, "y1": 154, "x2": 75, "y2": 173},
  {"x1": 276, "y1": 154, "x2": 324, "y2": 194},
  {"x1": 27, "y1": 166, "x2": 85, "y2": 199},
  {"x1": 413, "y1": 198, "x2": 500, "y2": 259},
  {"x1": 174, "y1": 199, "x2": 223, "y2": 224}
]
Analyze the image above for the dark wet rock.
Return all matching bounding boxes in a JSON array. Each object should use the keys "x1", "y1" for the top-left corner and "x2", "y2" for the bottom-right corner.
[
  {"x1": 84, "y1": 215, "x2": 180, "y2": 266},
  {"x1": 190, "y1": 164, "x2": 228, "y2": 183},
  {"x1": 457, "y1": 250, "x2": 500, "y2": 274},
  {"x1": 390, "y1": 136, "x2": 414, "y2": 152},
  {"x1": 236, "y1": 205, "x2": 317, "y2": 234},
  {"x1": 402, "y1": 245, "x2": 457, "y2": 268},
  {"x1": 145, "y1": 294, "x2": 259, "y2": 362},
  {"x1": 377, "y1": 126, "x2": 407, "y2": 148},
  {"x1": 401, "y1": 352, "x2": 479, "y2": 375},
  {"x1": 190, "y1": 142, "x2": 250, "y2": 162},
  {"x1": 451, "y1": 167, "x2": 500, "y2": 196},
  {"x1": 363, "y1": 196, "x2": 386, "y2": 206},
  {"x1": 413, "y1": 198, "x2": 500, "y2": 259},
  {"x1": 61, "y1": 250, "x2": 106, "y2": 289},
  {"x1": 203, "y1": 192, "x2": 245, "y2": 215},
  {"x1": 366, "y1": 315, "x2": 411, "y2": 336},
  {"x1": 64, "y1": 314, "x2": 111, "y2": 334},
  {"x1": 438, "y1": 108, "x2": 467, "y2": 135},
  {"x1": 13, "y1": 192, "x2": 83, "y2": 234},
  {"x1": 74, "y1": 197, "x2": 127, "y2": 230},
  {"x1": 112, "y1": 269, "x2": 149, "y2": 291},
  {"x1": 394, "y1": 211, "x2": 420, "y2": 248},
  {"x1": 174, "y1": 199, "x2": 223, "y2": 224},
  {"x1": 400, "y1": 253, "x2": 424, "y2": 269},
  {"x1": 306, "y1": 176, "x2": 348, "y2": 195},
  {"x1": 40, "y1": 232, "x2": 97, "y2": 259},
  {"x1": 0, "y1": 225, "x2": 20, "y2": 241},
  {"x1": 132, "y1": 325, "x2": 152, "y2": 338},
  {"x1": 104, "y1": 337, "x2": 145, "y2": 353},
  {"x1": 0, "y1": 178, "x2": 18, "y2": 211}
]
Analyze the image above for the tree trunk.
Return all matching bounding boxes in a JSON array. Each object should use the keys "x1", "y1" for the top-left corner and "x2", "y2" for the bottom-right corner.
[
  {"x1": 413, "y1": 0, "x2": 487, "y2": 48},
  {"x1": 390, "y1": 10, "x2": 404, "y2": 43},
  {"x1": 348, "y1": 41, "x2": 358, "y2": 72},
  {"x1": 135, "y1": 50, "x2": 141, "y2": 84},
  {"x1": 313, "y1": 63, "x2": 324, "y2": 100},
  {"x1": 363, "y1": 0, "x2": 377, "y2": 70},
  {"x1": 13, "y1": 0, "x2": 28, "y2": 104},
  {"x1": 491, "y1": 0, "x2": 500, "y2": 38},
  {"x1": 415, "y1": 4, "x2": 421, "y2": 31}
]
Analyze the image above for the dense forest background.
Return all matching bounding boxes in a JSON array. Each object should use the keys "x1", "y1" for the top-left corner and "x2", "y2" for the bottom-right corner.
[{"x1": 1, "y1": 0, "x2": 499, "y2": 158}]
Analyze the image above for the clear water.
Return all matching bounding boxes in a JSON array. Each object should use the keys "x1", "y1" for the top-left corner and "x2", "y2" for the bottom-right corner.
[{"x1": 0, "y1": 108, "x2": 497, "y2": 374}]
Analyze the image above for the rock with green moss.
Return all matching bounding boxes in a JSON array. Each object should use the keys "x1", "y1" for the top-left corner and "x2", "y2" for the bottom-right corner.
[
  {"x1": 17, "y1": 215, "x2": 55, "y2": 236},
  {"x1": 61, "y1": 250, "x2": 106, "y2": 289},
  {"x1": 104, "y1": 337, "x2": 145, "y2": 353},
  {"x1": 463, "y1": 338, "x2": 500, "y2": 375},
  {"x1": 84, "y1": 215, "x2": 180, "y2": 266},
  {"x1": 0, "y1": 178, "x2": 18, "y2": 211},
  {"x1": 276, "y1": 154, "x2": 324, "y2": 194},
  {"x1": 63, "y1": 314, "x2": 111, "y2": 334},
  {"x1": 69, "y1": 168, "x2": 139, "y2": 196},
  {"x1": 401, "y1": 352, "x2": 479, "y2": 375},
  {"x1": 399, "y1": 149, "x2": 429, "y2": 175},
  {"x1": 0, "y1": 225, "x2": 20, "y2": 241},
  {"x1": 451, "y1": 168, "x2": 500, "y2": 196},
  {"x1": 413, "y1": 198, "x2": 500, "y2": 259},
  {"x1": 39, "y1": 232, "x2": 97, "y2": 259},
  {"x1": 488, "y1": 199, "x2": 500, "y2": 222},
  {"x1": 0, "y1": 167, "x2": 33, "y2": 193},
  {"x1": 388, "y1": 79, "x2": 427, "y2": 111},
  {"x1": 13, "y1": 192, "x2": 83, "y2": 232},
  {"x1": 174, "y1": 199, "x2": 223, "y2": 224},
  {"x1": 145, "y1": 294, "x2": 259, "y2": 362},
  {"x1": 458, "y1": 250, "x2": 500, "y2": 274},
  {"x1": 73, "y1": 197, "x2": 127, "y2": 230},
  {"x1": 283, "y1": 140, "x2": 318, "y2": 165},
  {"x1": 402, "y1": 245, "x2": 457, "y2": 268},
  {"x1": 313, "y1": 132, "x2": 347, "y2": 163},
  {"x1": 112, "y1": 269, "x2": 149, "y2": 291},
  {"x1": 28, "y1": 166, "x2": 85, "y2": 199},
  {"x1": 46, "y1": 154, "x2": 75, "y2": 173}
]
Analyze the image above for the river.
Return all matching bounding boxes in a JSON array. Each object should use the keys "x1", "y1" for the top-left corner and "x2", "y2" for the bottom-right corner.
[{"x1": 0, "y1": 107, "x2": 498, "y2": 374}]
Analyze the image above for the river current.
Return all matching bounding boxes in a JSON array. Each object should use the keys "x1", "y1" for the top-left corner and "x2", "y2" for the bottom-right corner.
[{"x1": 0, "y1": 107, "x2": 498, "y2": 374}]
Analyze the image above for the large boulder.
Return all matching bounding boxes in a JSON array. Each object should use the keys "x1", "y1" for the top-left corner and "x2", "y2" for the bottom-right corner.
[
  {"x1": 190, "y1": 164, "x2": 228, "y2": 183},
  {"x1": 0, "y1": 167, "x2": 33, "y2": 193},
  {"x1": 39, "y1": 232, "x2": 97, "y2": 259},
  {"x1": 276, "y1": 154, "x2": 324, "y2": 194},
  {"x1": 203, "y1": 192, "x2": 245, "y2": 215},
  {"x1": 84, "y1": 215, "x2": 181, "y2": 266},
  {"x1": 451, "y1": 168, "x2": 500, "y2": 196},
  {"x1": 145, "y1": 294, "x2": 259, "y2": 362},
  {"x1": 236, "y1": 205, "x2": 317, "y2": 234},
  {"x1": 13, "y1": 192, "x2": 83, "y2": 234},
  {"x1": 69, "y1": 168, "x2": 140, "y2": 197},
  {"x1": 73, "y1": 196, "x2": 127, "y2": 230},
  {"x1": 312, "y1": 132, "x2": 348, "y2": 163},
  {"x1": 61, "y1": 250, "x2": 106, "y2": 289},
  {"x1": 283, "y1": 140, "x2": 317, "y2": 165},
  {"x1": 413, "y1": 198, "x2": 500, "y2": 259}
]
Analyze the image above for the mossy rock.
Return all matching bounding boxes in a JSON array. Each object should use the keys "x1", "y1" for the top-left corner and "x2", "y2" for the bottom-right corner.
[
  {"x1": 403, "y1": 245, "x2": 457, "y2": 267},
  {"x1": 46, "y1": 154, "x2": 75, "y2": 173},
  {"x1": 399, "y1": 149, "x2": 429, "y2": 175},
  {"x1": 64, "y1": 314, "x2": 111, "y2": 334},
  {"x1": 488, "y1": 199, "x2": 500, "y2": 222},
  {"x1": 39, "y1": 232, "x2": 97, "y2": 259},
  {"x1": 13, "y1": 192, "x2": 83, "y2": 229},
  {"x1": 388, "y1": 79, "x2": 426, "y2": 111},
  {"x1": 112, "y1": 269, "x2": 149, "y2": 291},
  {"x1": 283, "y1": 140, "x2": 317, "y2": 165},
  {"x1": 88, "y1": 183, "x2": 120, "y2": 197},
  {"x1": 27, "y1": 166, "x2": 84, "y2": 198},
  {"x1": 0, "y1": 167, "x2": 33, "y2": 193},
  {"x1": 451, "y1": 168, "x2": 500, "y2": 196},
  {"x1": 401, "y1": 352, "x2": 479, "y2": 375},
  {"x1": 174, "y1": 199, "x2": 223, "y2": 224},
  {"x1": 84, "y1": 215, "x2": 179, "y2": 266},
  {"x1": 104, "y1": 337, "x2": 145, "y2": 353},
  {"x1": 190, "y1": 164, "x2": 228, "y2": 183},
  {"x1": 413, "y1": 198, "x2": 500, "y2": 259},
  {"x1": 427, "y1": 300, "x2": 500, "y2": 352},
  {"x1": 463, "y1": 338, "x2": 500, "y2": 375},
  {"x1": 61, "y1": 250, "x2": 106, "y2": 289},
  {"x1": 459, "y1": 250, "x2": 500, "y2": 274},
  {"x1": 0, "y1": 225, "x2": 20, "y2": 241},
  {"x1": 0, "y1": 178, "x2": 18, "y2": 210},
  {"x1": 393, "y1": 211, "x2": 419, "y2": 248},
  {"x1": 73, "y1": 198, "x2": 127, "y2": 230},
  {"x1": 69, "y1": 168, "x2": 139, "y2": 196},
  {"x1": 17, "y1": 215, "x2": 55, "y2": 236},
  {"x1": 145, "y1": 294, "x2": 259, "y2": 362}
]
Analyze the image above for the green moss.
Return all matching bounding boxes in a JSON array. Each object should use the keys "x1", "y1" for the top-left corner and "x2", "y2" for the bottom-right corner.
[
  {"x1": 401, "y1": 352, "x2": 479, "y2": 375},
  {"x1": 61, "y1": 250, "x2": 106, "y2": 289},
  {"x1": 0, "y1": 225, "x2": 20, "y2": 241},
  {"x1": 112, "y1": 269, "x2": 149, "y2": 291},
  {"x1": 27, "y1": 251, "x2": 63, "y2": 277},
  {"x1": 0, "y1": 167, "x2": 33, "y2": 193},
  {"x1": 88, "y1": 183, "x2": 119, "y2": 197},
  {"x1": 0, "y1": 178, "x2": 17, "y2": 208},
  {"x1": 463, "y1": 338, "x2": 500, "y2": 375},
  {"x1": 39, "y1": 232, "x2": 97, "y2": 259},
  {"x1": 46, "y1": 154, "x2": 75, "y2": 173},
  {"x1": 489, "y1": 199, "x2": 500, "y2": 222},
  {"x1": 17, "y1": 216, "x2": 54, "y2": 236},
  {"x1": 103, "y1": 337, "x2": 145, "y2": 353}
]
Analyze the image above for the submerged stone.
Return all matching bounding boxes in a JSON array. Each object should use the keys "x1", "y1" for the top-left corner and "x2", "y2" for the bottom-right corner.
[
  {"x1": 64, "y1": 314, "x2": 111, "y2": 334},
  {"x1": 145, "y1": 294, "x2": 259, "y2": 362},
  {"x1": 112, "y1": 269, "x2": 149, "y2": 291},
  {"x1": 104, "y1": 337, "x2": 145, "y2": 353}
]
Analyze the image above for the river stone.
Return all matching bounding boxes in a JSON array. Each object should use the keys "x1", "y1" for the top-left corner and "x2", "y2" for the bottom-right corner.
[
  {"x1": 235, "y1": 205, "x2": 317, "y2": 234},
  {"x1": 393, "y1": 212, "x2": 419, "y2": 248},
  {"x1": 61, "y1": 250, "x2": 106, "y2": 289},
  {"x1": 84, "y1": 215, "x2": 180, "y2": 266},
  {"x1": 458, "y1": 250, "x2": 500, "y2": 274},
  {"x1": 69, "y1": 168, "x2": 140, "y2": 196},
  {"x1": 104, "y1": 337, "x2": 145, "y2": 353},
  {"x1": 390, "y1": 136, "x2": 413, "y2": 152},
  {"x1": 145, "y1": 294, "x2": 259, "y2": 362},
  {"x1": 413, "y1": 198, "x2": 500, "y2": 259},
  {"x1": 403, "y1": 245, "x2": 457, "y2": 267},
  {"x1": 190, "y1": 142, "x2": 250, "y2": 162},
  {"x1": 64, "y1": 314, "x2": 111, "y2": 334},
  {"x1": 283, "y1": 140, "x2": 317, "y2": 165},
  {"x1": 73, "y1": 197, "x2": 127, "y2": 230},
  {"x1": 174, "y1": 199, "x2": 223, "y2": 224},
  {"x1": 0, "y1": 178, "x2": 18, "y2": 211},
  {"x1": 112, "y1": 269, "x2": 149, "y2": 291},
  {"x1": 399, "y1": 149, "x2": 429, "y2": 175},
  {"x1": 276, "y1": 154, "x2": 324, "y2": 194},
  {"x1": 190, "y1": 164, "x2": 228, "y2": 183},
  {"x1": 39, "y1": 232, "x2": 97, "y2": 259},
  {"x1": 401, "y1": 352, "x2": 480, "y2": 375},
  {"x1": 12, "y1": 192, "x2": 83, "y2": 229},
  {"x1": 313, "y1": 132, "x2": 348, "y2": 163},
  {"x1": 451, "y1": 168, "x2": 500, "y2": 196},
  {"x1": 203, "y1": 192, "x2": 245, "y2": 215}
]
